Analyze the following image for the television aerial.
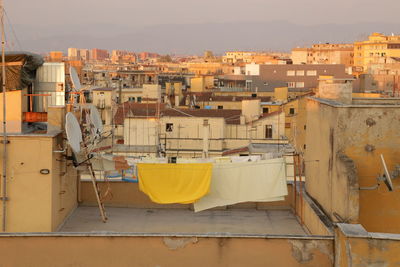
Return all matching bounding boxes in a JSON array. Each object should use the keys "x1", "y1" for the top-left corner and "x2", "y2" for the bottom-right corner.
[
  {"x1": 65, "y1": 111, "x2": 108, "y2": 222},
  {"x1": 379, "y1": 154, "x2": 394, "y2": 191},
  {"x1": 65, "y1": 112, "x2": 83, "y2": 153},
  {"x1": 89, "y1": 104, "x2": 103, "y2": 134},
  {"x1": 360, "y1": 154, "x2": 398, "y2": 191},
  {"x1": 70, "y1": 66, "x2": 82, "y2": 91}
]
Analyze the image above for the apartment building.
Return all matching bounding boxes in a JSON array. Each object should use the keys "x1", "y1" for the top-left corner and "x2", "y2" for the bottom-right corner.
[
  {"x1": 91, "y1": 48, "x2": 109, "y2": 61},
  {"x1": 306, "y1": 77, "x2": 400, "y2": 234},
  {"x1": 222, "y1": 51, "x2": 290, "y2": 64},
  {"x1": 291, "y1": 43, "x2": 354, "y2": 67},
  {"x1": 252, "y1": 64, "x2": 351, "y2": 91},
  {"x1": 111, "y1": 50, "x2": 136, "y2": 64},
  {"x1": 354, "y1": 32, "x2": 400, "y2": 72},
  {"x1": 67, "y1": 48, "x2": 90, "y2": 61}
]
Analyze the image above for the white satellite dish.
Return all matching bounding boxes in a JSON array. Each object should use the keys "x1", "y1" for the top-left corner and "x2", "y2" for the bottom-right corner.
[
  {"x1": 65, "y1": 112, "x2": 83, "y2": 153},
  {"x1": 70, "y1": 66, "x2": 82, "y2": 91},
  {"x1": 89, "y1": 105, "x2": 103, "y2": 133},
  {"x1": 380, "y1": 154, "x2": 394, "y2": 191}
]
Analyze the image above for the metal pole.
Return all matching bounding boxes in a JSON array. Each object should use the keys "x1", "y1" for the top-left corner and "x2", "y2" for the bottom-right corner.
[{"x1": 1, "y1": 0, "x2": 7, "y2": 232}]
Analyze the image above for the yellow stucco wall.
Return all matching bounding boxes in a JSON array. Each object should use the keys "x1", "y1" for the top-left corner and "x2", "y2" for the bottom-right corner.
[
  {"x1": 0, "y1": 134, "x2": 78, "y2": 232},
  {"x1": 335, "y1": 224, "x2": 400, "y2": 267},
  {"x1": 306, "y1": 98, "x2": 400, "y2": 233},
  {"x1": 0, "y1": 235, "x2": 334, "y2": 267},
  {"x1": 0, "y1": 89, "x2": 27, "y2": 133}
]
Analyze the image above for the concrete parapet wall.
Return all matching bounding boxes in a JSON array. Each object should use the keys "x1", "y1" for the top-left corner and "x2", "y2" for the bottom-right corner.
[
  {"x1": 0, "y1": 233, "x2": 334, "y2": 267},
  {"x1": 335, "y1": 223, "x2": 400, "y2": 267},
  {"x1": 80, "y1": 181, "x2": 293, "y2": 210}
]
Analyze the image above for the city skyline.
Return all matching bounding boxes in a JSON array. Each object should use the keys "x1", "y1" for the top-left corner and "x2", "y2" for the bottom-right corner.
[{"x1": 5, "y1": 0, "x2": 400, "y2": 54}]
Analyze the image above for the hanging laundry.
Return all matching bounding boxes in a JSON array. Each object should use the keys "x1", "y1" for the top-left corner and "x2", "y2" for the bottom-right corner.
[
  {"x1": 194, "y1": 158, "x2": 288, "y2": 212},
  {"x1": 137, "y1": 163, "x2": 213, "y2": 204},
  {"x1": 177, "y1": 158, "x2": 215, "y2": 163},
  {"x1": 230, "y1": 155, "x2": 261, "y2": 163}
]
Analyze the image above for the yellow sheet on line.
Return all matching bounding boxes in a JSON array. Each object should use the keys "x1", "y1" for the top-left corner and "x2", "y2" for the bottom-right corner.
[{"x1": 137, "y1": 163, "x2": 213, "y2": 204}]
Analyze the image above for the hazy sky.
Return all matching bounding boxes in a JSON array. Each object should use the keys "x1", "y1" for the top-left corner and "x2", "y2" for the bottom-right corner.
[{"x1": 7, "y1": 0, "x2": 400, "y2": 27}]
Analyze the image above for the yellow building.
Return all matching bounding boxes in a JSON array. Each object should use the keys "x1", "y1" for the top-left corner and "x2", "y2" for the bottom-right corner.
[
  {"x1": 306, "y1": 78, "x2": 400, "y2": 233},
  {"x1": 354, "y1": 32, "x2": 400, "y2": 72},
  {"x1": 190, "y1": 76, "x2": 214, "y2": 92}
]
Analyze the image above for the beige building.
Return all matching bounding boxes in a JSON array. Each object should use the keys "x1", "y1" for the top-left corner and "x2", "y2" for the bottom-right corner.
[
  {"x1": 306, "y1": 77, "x2": 400, "y2": 233},
  {"x1": 291, "y1": 43, "x2": 354, "y2": 67},
  {"x1": 117, "y1": 105, "x2": 286, "y2": 158}
]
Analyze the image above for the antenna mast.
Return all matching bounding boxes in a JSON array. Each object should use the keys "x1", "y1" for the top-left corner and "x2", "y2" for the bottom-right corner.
[{"x1": 1, "y1": 0, "x2": 7, "y2": 232}]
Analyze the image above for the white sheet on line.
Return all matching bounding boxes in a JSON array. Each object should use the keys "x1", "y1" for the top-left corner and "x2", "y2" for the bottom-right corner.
[{"x1": 194, "y1": 158, "x2": 288, "y2": 212}]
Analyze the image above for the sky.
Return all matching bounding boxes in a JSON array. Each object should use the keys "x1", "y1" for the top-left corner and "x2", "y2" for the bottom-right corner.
[
  {"x1": 7, "y1": 0, "x2": 400, "y2": 27},
  {"x1": 4, "y1": 0, "x2": 400, "y2": 54}
]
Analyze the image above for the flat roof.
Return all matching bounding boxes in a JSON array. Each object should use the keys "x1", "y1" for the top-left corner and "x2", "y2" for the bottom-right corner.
[
  {"x1": 309, "y1": 96, "x2": 400, "y2": 108},
  {"x1": 59, "y1": 207, "x2": 307, "y2": 236}
]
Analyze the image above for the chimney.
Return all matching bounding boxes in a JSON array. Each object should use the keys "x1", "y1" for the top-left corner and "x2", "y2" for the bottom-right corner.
[
  {"x1": 318, "y1": 77, "x2": 353, "y2": 104},
  {"x1": 202, "y1": 119, "x2": 209, "y2": 158}
]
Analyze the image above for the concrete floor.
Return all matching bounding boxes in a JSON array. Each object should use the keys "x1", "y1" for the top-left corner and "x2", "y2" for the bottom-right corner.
[{"x1": 59, "y1": 207, "x2": 306, "y2": 235}]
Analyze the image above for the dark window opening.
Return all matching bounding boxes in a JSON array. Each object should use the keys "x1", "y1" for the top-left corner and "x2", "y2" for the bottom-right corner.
[
  {"x1": 265, "y1": 125, "x2": 273, "y2": 139},
  {"x1": 263, "y1": 107, "x2": 269, "y2": 113},
  {"x1": 289, "y1": 108, "x2": 295, "y2": 115},
  {"x1": 166, "y1": 123, "x2": 173, "y2": 132},
  {"x1": 218, "y1": 105, "x2": 223, "y2": 109}
]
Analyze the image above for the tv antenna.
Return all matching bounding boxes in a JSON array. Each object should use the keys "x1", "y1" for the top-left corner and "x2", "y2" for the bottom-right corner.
[
  {"x1": 360, "y1": 154, "x2": 398, "y2": 191},
  {"x1": 65, "y1": 111, "x2": 108, "y2": 222},
  {"x1": 70, "y1": 66, "x2": 81, "y2": 91},
  {"x1": 379, "y1": 154, "x2": 394, "y2": 191}
]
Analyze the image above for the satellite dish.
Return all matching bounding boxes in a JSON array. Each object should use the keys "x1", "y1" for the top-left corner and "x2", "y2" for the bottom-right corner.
[
  {"x1": 65, "y1": 112, "x2": 83, "y2": 153},
  {"x1": 70, "y1": 66, "x2": 82, "y2": 91},
  {"x1": 89, "y1": 105, "x2": 103, "y2": 133},
  {"x1": 380, "y1": 154, "x2": 394, "y2": 191}
]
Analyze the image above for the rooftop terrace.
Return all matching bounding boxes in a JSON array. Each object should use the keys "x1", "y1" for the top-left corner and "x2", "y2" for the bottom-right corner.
[{"x1": 59, "y1": 207, "x2": 306, "y2": 236}]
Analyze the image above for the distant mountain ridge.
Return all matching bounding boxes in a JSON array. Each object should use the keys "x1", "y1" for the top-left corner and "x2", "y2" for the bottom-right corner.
[{"x1": 8, "y1": 21, "x2": 400, "y2": 55}]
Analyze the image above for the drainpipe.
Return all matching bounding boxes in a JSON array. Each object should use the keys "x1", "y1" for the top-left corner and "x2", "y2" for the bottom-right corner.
[{"x1": 1, "y1": 0, "x2": 8, "y2": 232}]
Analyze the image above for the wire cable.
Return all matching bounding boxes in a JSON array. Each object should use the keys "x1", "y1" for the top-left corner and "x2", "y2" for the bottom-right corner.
[{"x1": 4, "y1": 9, "x2": 22, "y2": 51}]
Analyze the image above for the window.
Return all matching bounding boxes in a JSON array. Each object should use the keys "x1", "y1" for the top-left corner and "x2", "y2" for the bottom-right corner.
[
  {"x1": 128, "y1": 97, "x2": 135, "y2": 102},
  {"x1": 285, "y1": 122, "x2": 291, "y2": 128},
  {"x1": 287, "y1": 70, "x2": 295, "y2": 76},
  {"x1": 137, "y1": 97, "x2": 142, "y2": 103},
  {"x1": 306, "y1": 70, "x2": 317, "y2": 76},
  {"x1": 296, "y1": 82, "x2": 305, "y2": 88},
  {"x1": 166, "y1": 123, "x2": 173, "y2": 132},
  {"x1": 287, "y1": 82, "x2": 296, "y2": 88},
  {"x1": 296, "y1": 70, "x2": 305, "y2": 76},
  {"x1": 289, "y1": 108, "x2": 295, "y2": 115},
  {"x1": 218, "y1": 105, "x2": 223, "y2": 109},
  {"x1": 251, "y1": 93, "x2": 257, "y2": 97},
  {"x1": 169, "y1": 157, "x2": 177, "y2": 163},
  {"x1": 265, "y1": 125, "x2": 273, "y2": 139},
  {"x1": 304, "y1": 125, "x2": 306, "y2": 130},
  {"x1": 263, "y1": 107, "x2": 269, "y2": 113},
  {"x1": 303, "y1": 144, "x2": 306, "y2": 150}
]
